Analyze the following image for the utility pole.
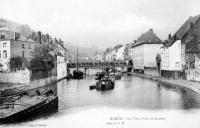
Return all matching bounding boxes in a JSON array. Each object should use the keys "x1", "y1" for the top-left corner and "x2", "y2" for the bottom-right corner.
[{"x1": 77, "y1": 48, "x2": 78, "y2": 70}]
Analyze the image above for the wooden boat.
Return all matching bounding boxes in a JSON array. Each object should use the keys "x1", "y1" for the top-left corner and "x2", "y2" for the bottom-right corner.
[
  {"x1": 73, "y1": 70, "x2": 83, "y2": 79},
  {"x1": 95, "y1": 72, "x2": 106, "y2": 80},
  {"x1": 72, "y1": 48, "x2": 84, "y2": 79},
  {"x1": 96, "y1": 76, "x2": 115, "y2": 91},
  {"x1": 115, "y1": 74, "x2": 121, "y2": 80},
  {"x1": 0, "y1": 88, "x2": 58, "y2": 123},
  {"x1": 109, "y1": 71, "x2": 121, "y2": 80}
]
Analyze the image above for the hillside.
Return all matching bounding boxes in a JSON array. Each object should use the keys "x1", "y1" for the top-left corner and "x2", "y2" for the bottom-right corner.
[
  {"x1": 0, "y1": 18, "x2": 101, "y2": 61},
  {"x1": 0, "y1": 19, "x2": 32, "y2": 37},
  {"x1": 65, "y1": 43, "x2": 102, "y2": 60}
]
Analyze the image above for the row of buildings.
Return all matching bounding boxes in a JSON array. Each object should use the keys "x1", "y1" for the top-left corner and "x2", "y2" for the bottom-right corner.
[
  {"x1": 0, "y1": 27, "x2": 67, "y2": 72},
  {"x1": 93, "y1": 43, "x2": 133, "y2": 63},
  {"x1": 102, "y1": 15, "x2": 200, "y2": 82}
]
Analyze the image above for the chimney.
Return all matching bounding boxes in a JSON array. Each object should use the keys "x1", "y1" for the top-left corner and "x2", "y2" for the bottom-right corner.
[
  {"x1": 59, "y1": 38, "x2": 62, "y2": 43},
  {"x1": 149, "y1": 29, "x2": 153, "y2": 32},
  {"x1": 46, "y1": 34, "x2": 50, "y2": 43},
  {"x1": 190, "y1": 22, "x2": 194, "y2": 29},
  {"x1": 14, "y1": 32, "x2": 20, "y2": 40},
  {"x1": 38, "y1": 31, "x2": 42, "y2": 44},
  {"x1": 189, "y1": 16, "x2": 193, "y2": 19},
  {"x1": 174, "y1": 34, "x2": 177, "y2": 40},
  {"x1": 168, "y1": 34, "x2": 171, "y2": 39}
]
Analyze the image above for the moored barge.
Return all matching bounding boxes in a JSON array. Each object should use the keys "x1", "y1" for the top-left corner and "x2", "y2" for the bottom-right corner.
[{"x1": 0, "y1": 86, "x2": 58, "y2": 124}]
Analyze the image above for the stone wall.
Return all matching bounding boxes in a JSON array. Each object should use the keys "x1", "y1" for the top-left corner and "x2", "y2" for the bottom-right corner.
[
  {"x1": 144, "y1": 68, "x2": 158, "y2": 77},
  {"x1": 57, "y1": 56, "x2": 67, "y2": 79},
  {"x1": 30, "y1": 76, "x2": 57, "y2": 87},
  {"x1": 0, "y1": 55, "x2": 67, "y2": 85},
  {"x1": 0, "y1": 69, "x2": 30, "y2": 84},
  {"x1": 186, "y1": 69, "x2": 200, "y2": 82}
]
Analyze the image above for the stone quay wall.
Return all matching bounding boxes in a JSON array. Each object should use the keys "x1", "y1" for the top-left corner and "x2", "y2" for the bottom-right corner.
[{"x1": 0, "y1": 69, "x2": 30, "y2": 84}]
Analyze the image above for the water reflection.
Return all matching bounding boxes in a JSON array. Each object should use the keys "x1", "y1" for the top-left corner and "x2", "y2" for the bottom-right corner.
[
  {"x1": 180, "y1": 88, "x2": 200, "y2": 109},
  {"x1": 57, "y1": 71, "x2": 200, "y2": 112}
]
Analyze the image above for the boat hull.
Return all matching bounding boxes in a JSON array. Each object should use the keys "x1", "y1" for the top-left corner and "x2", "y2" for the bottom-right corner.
[
  {"x1": 96, "y1": 81, "x2": 114, "y2": 91},
  {"x1": 115, "y1": 75, "x2": 121, "y2": 80},
  {"x1": 0, "y1": 96, "x2": 58, "y2": 124},
  {"x1": 73, "y1": 70, "x2": 83, "y2": 79}
]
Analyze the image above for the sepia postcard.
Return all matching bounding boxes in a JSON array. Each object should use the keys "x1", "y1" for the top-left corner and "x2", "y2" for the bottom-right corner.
[{"x1": 0, "y1": 0, "x2": 200, "y2": 128}]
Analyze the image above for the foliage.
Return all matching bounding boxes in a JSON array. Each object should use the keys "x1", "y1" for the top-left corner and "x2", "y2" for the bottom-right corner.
[
  {"x1": 28, "y1": 44, "x2": 55, "y2": 72},
  {"x1": 32, "y1": 44, "x2": 53, "y2": 57},
  {"x1": 9, "y1": 56, "x2": 27, "y2": 71}
]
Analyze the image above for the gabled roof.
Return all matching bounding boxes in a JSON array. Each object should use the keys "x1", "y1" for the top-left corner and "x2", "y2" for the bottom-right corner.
[
  {"x1": 164, "y1": 15, "x2": 200, "y2": 47},
  {"x1": 125, "y1": 43, "x2": 134, "y2": 49},
  {"x1": 176, "y1": 15, "x2": 200, "y2": 39},
  {"x1": 113, "y1": 45, "x2": 123, "y2": 52},
  {"x1": 132, "y1": 29, "x2": 163, "y2": 47}
]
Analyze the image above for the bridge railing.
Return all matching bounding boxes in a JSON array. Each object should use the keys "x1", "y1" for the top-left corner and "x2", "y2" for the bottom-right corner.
[{"x1": 67, "y1": 62, "x2": 132, "y2": 68}]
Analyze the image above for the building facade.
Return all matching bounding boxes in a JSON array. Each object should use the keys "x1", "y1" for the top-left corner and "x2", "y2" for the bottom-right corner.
[
  {"x1": 116, "y1": 45, "x2": 126, "y2": 61},
  {"x1": 161, "y1": 15, "x2": 200, "y2": 80},
  {"x1": 94, "y1": 51, "x2": 104, "y2": 62},
  {"x1": 104, "y1": 48, "x2": 115, "y2": 62},
  {"x1": 0, "y1": 30, "x2": 38, "y2": 71},
  {"x1": 132, "y1": 29, "x2": 163, "y2": 76}
]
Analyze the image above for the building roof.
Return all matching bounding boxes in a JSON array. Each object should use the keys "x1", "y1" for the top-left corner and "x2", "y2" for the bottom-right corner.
[
  {"x1": 125, "y1": 43, "x2": 134, "y2": 49},
  {"x1": 164, "y1": 15, "x2": 200, "y2": 47},
  {"x1": 0, "y1": 29, "x2": 36, "y2": 43},
  {"x1": 132, "y1": 29, "x2": 163, "y2": 48},
  {"x1": 176, "y1": 15, "x2": 200, "y2": 39}
]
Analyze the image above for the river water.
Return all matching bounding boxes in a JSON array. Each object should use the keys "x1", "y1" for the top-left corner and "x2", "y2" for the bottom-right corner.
[
  {"x1": 57, "y1": 69, "x2": 200, "y2": 111},
  {"x1": 7, "y1": 69, "x2": 200, "y2": 128}
]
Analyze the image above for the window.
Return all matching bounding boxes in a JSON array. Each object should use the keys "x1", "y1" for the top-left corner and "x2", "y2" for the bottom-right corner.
[
  {"x1": 3, "y1": 42, "x2": 6, "y2": 47},
  {"x1": 22, "y1": 51, "x2": 25, "y2": 57},
  {"x1": 3, "y1": 50, "x2": 7, "y2": 59},
  {"x1": 28, "y1": 44, "x2": 31, "y2": 49},
  {"x1": 0, "y1": 35, "x2": 5, "y2": 39},
  {"x1": 22, "y1": 44, "x2": 25, "y2": 48}
]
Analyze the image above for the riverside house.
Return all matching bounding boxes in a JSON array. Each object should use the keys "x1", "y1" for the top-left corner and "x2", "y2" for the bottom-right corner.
[
  {"x1": 123, "y1": 43, "x2": 134, "y2": 63},
  {"x1": 116, "y1": 45, "x2": 126, "y2": 61},
  {"x1": 93, "y1": 51, "x2": 104, "y2": 62},
  {"x1": 0, "y1": 29, "x2": 39, "y2": 71},
  {"x1": 104, "y1": 48, "x2": 112, "y2": 62},
  {"x1": 161, "y1": 15, "x2": 200, "y2": 81},
  {"x1": 132, "y1": 29, "x2": 163, "y2": 76},
  {"x1": 104, "y1": 45, "x2": 123, "y2": 62},
  {"x1": 104, "y1": 48, "x2": 116, "y2": 62}
]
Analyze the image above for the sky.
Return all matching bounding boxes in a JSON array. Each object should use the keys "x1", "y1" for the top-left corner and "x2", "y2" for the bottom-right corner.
[{"x1": 0, "y1": 0, "x2": 200, "y2": 49}]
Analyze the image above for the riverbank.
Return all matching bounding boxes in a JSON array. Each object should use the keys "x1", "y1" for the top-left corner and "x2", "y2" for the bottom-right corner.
[
  {"x1": 0, "y1": 76, "x2": 67, "y2": 98},
  {"x1": 127, "y1": 72, "x2": 200, "y2": 94}
]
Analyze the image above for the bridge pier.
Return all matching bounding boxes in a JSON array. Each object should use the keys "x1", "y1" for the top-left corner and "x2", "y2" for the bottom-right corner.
[{"x1": 84, "y1": 67, "x2": 89, "y2": 76}]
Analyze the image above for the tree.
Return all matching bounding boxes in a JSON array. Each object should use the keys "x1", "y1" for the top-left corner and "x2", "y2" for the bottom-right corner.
[
  {"x1": 9, "y1": 56, "x2": 27, "y2": 71},
  {"x1": 28, "y1": 44, "x2": 55, "y2": 72}
]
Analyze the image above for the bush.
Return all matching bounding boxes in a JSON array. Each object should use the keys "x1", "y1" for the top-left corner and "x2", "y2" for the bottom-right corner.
[
  {"x1": 9, "y1": 56, "x2": 27, "y2": 71},
  {"x1": 28, "y1": 45, "x2": 55, "y2": 72},
  {"x1": 28, "y1": 55, "x2": 55, "y2": 72}
]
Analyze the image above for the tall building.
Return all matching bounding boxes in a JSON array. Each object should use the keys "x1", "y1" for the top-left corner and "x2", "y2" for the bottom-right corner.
[
  {"x1": 94, "y1": 51, "x2": 104, "y2": 62},
  {"x1": 132, "y1": 29, "x2": 163, "y2": 76},
  {"x1": 161, "y1": 15, "x2": 200, "y2": 80},
  {"x1": 0, "y1": 29, "x2": 39, "y2": 71}
]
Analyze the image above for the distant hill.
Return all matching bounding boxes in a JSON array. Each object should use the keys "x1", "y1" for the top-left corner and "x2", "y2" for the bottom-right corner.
[
  {"x1": 0, "y1": 18, "x2": 32, "y2": 36},
  {"x1": 65, "y1": 43, "x2": 103, "y2": 60},
  {"x1": 0, "y1": 18, "x2": 102, "y2": 61}
]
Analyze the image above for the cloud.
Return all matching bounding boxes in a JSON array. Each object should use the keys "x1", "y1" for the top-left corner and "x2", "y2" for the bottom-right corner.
[{"x1": 0, "y1": 0, "x2": 200, "y2": 48}]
